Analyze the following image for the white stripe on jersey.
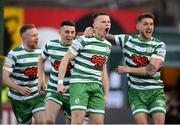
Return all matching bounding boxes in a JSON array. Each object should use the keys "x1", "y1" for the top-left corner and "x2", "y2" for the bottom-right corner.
[
  {"x1": 8, "y1": 92, "x2": 38, "y2": 100},
  {"x1": 74, "y1": 63, "x2": 101, "y2": 75},
  {"x1": 128, "y1": 82, "x2": 163, "y2": 90}
]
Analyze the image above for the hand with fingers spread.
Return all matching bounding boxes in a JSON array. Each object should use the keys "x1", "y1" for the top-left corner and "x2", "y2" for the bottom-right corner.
[
  {"x1": 19, "y1": 86, "x2": 32, "y2": 96},
  {"x1": 84, "y1": 27, "x2": 94, "y2": 38}
]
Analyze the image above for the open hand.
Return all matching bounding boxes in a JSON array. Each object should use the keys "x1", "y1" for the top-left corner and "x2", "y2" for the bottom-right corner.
[
  {"x1": 19, "y1": 86, "x2": 32, "y2": 96},
  {"x1": 84, "y1": 27, "x2": 94, "y2": 38}
]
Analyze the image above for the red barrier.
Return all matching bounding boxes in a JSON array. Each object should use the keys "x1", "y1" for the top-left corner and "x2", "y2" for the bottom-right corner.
[{"x1": 1, "y1": 103, "x2": 17, "y2": 124}]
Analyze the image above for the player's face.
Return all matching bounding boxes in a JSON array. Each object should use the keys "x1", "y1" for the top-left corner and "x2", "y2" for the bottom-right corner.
[
  {"x1": 23, "y1": 28, "x2": 39, "y2": 49},
  {"x1": 137, "y1": 18, "x2": 154, "y2": 40},
  {"x1": 60, "y1": 25, "x2": 76, "y2": 45},
  {"x1": 93, "y1": 15, "x2": 111, "y2": 38}
]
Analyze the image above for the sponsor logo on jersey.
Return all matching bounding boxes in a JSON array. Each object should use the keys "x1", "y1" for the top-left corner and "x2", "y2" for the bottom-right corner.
[
  {"x1": 54, "y1": 60, "x2": 73, "y2": 77},
  {"x1": 24, "y1": 67, "x2": 38, "y2": 79},
  {"x1": 91, "y1": 55, "x2": 106, "y2": 70},
  {"x1": 146, "y1": 47, "x2": 154, "y2": 53},
  {"x1": 131, "y1": 54, "x2": 149, "y2": 67}
]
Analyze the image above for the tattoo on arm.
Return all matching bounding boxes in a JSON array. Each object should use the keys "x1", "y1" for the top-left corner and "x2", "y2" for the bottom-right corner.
[{"x1": 145, "y1": 63, "x2": 157, "y2": 76}]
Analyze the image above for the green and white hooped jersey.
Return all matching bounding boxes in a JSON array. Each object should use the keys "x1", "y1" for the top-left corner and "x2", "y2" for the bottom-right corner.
[
  {"x1": 41, "y1": 39, "x2": 73, "y2": 95},
  {"x1": 115, "y1": 34, "x2": 166, "y2": 90},
  {"x1": 4, "y1": 45, "x2": 42, "y2": 100},
  {"x1": 69, "y1": 36, "x2": 112, "y2": 85}
]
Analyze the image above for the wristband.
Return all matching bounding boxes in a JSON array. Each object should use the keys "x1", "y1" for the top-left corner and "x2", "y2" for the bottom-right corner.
[{"x1": 58, "y1": 79, "x2": 63, "y2": 85}]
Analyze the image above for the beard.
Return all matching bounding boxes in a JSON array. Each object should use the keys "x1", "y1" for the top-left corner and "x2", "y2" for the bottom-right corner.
[{"x1": 140, "y1": 31, "x2": 151, "y2": 40}]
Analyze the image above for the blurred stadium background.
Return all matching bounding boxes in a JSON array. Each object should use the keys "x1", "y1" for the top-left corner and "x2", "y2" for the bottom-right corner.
[{"x1": 1, "y1": 0, "x2": 180, "y2": 124}]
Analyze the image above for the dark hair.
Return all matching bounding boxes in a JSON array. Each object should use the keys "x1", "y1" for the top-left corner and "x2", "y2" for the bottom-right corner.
[
  {"x1": 60, "y1": 20, "x2": 76, "y2": 28},
  {"x1": 20, "y1": 24, "x2": 36, "y2": 36},
  {"x1": 137, "y1": 12, "x2": 155, "y2": 22},
  {"x1": 92, "y1": 12, "x2": 109, "y2": 22}
]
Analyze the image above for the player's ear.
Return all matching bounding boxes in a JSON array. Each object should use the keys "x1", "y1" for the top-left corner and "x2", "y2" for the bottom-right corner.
[
  {"x1": 136, "y1": 23, "x2": 140, "y2": 30},
  {"x1": 59, "y1": 28, "x2": 62, "y2": 35},
  {"x1": 92, "y1": 22, "x2": 96, "y2": 29}
]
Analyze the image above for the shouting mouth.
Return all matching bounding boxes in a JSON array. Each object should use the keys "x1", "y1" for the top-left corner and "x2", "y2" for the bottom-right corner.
[
  {"x1": 146, "y1": 29, "x2": 152, "y2": 34},
  {"x1": 105, "y1": 28, "x2": 109, "y2": 33}
]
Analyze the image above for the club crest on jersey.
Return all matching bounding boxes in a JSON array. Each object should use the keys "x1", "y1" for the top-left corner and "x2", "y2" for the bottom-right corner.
[
  {"x1": 75, "y1": 98, "x2": 80, "y2": 104},
  {"x1": 146, "y1": 47, "x2": 154, "y2": 53},
  {"x1": 131, "y1": 104, "x2": 135, "y2": 110},
  {"x1": 157, "y1": 50, "x2": 165, "y2": 57},
  {"x1": 47, "y1": 92, "x2": 51, "y2": 97},
  {"x1": 156, "y1": 98, "x2": 165, "y2": 107},
  {"x1": 105, "y1": 47, "x2": 111, "y2": 54},
  {"x1": 18, "y1": 117, "x2": 22, "y2": 123}
]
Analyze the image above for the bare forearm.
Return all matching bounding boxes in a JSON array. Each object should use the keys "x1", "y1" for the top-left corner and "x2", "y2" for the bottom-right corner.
[
  {"x1": 58, "y1": 50, "x2": 75, "y2": 80},
  {"x1": 38, "y1": 57, "x2": 46, "y2": 84},
  {"x1": 38, "y1": 62, "x2": 45, "y2": 78},
  {"x1": 126, "y1": 64, "x2": 157, "y2": 76},
  {"x1": 127, "y1": 66, "x2": 147, "y2": 76},
  {"x1": 102, "y1": 67, "x2": 110, "y2": 96},
  {"x1": 3, "y1": 79, "x2": 21, "y2": 91},
  {"x1": 3, "y1": 69, "x2": 21, "y2": 91},
  {"x1": 58, "y1": 57, "x2": 69, "y2": 80},
  {"x1": 103, "y1": 80, "x2": 109, "y2": 97}
]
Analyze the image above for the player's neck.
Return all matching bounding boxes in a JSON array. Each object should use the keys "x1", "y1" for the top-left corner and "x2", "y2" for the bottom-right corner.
[
  {"x1": 94, "y1": 33, "x2": 105, "y2": 41},
  {"x1": 60, "y1": 40, "x2": 71, "y2": 46},
  {"x1": 139, "y1": 35, "x2": 151, "y2": 42},
  {"x1": 22, "y1": 43, "x2": 34, "y2": 52}
]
